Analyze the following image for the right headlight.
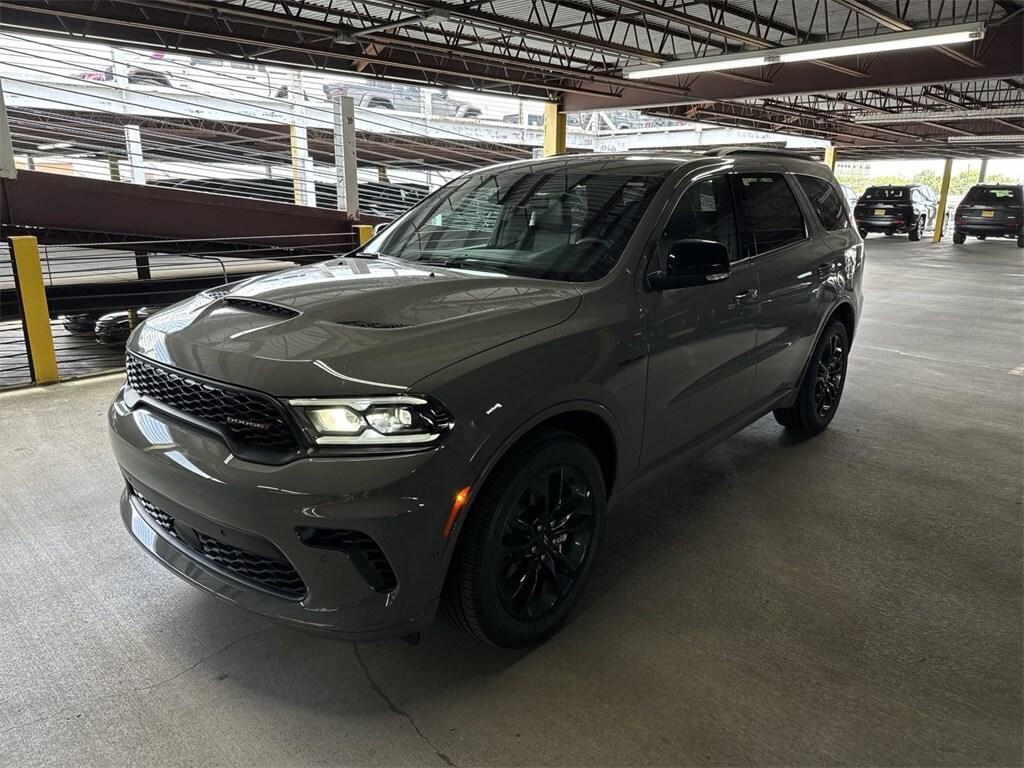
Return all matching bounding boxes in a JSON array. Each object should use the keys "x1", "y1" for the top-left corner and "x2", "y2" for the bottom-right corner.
[{"x1": 287, "y1": 395, "x2": 453, "y2": 447}]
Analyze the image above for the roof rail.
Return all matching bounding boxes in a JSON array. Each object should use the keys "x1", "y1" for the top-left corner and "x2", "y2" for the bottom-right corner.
[{"x1": 708, "y1": 147, "x2": 819, "y2": 161}]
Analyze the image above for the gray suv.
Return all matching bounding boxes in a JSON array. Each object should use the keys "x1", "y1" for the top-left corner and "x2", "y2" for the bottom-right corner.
[{"x1": 109, "y1": 150, "x2": 864, "y2": 647}]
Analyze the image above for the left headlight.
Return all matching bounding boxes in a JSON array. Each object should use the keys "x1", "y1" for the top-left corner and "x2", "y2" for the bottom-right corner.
[{"x1": 287, "y1": 396, "x2": 453, "y2": 447}]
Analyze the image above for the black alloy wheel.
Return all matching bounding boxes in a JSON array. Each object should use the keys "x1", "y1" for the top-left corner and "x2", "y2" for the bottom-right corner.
[
  {"x1": 496, "y1": 465, "x2": 596, "y2": 622},
  {"x1": 443, "y1": 429, "x2": 607, "y2": 647},
  {"x1": 773, "y1": 319, "x2": 850, "y2": 435},
  {"x1": 814, "y1": 332, "x2": 846, "y2": 419}
]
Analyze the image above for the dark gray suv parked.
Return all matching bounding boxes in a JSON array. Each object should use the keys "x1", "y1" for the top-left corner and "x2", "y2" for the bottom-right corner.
[{"x1": 109, "y1": 150, "x2": 864, "y2": 647}]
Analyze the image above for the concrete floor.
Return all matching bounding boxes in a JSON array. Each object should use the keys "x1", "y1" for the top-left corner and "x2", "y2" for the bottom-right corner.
[{"x1": 1, "y1": 236, "x2": 1021, "y2": 767}]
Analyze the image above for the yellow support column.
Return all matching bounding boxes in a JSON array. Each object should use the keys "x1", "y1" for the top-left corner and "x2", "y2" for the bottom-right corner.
[
  {"x1": 933, "y1": 157, "x2": 954, "y2": 243},
  {"x1": 543, "y1": 102, "x2": 566, "y2": 157},
  {"x1": 9, "y1": 236, "x2": 58, "y2": 384},
  {"x1": 355, "y1": 224, "x2": 374, "y2": 246},
  {"x1": 823, "y1": 145, "x2": 837, "y2": 171}
]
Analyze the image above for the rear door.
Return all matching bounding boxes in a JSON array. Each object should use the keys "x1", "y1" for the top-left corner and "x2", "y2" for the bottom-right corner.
[
  {"x1": 735, "y1": 171, "x2": 824, "y2": 405},
  {"x1": 640, "y1": 172, "x2": 759, "y2": 468}
]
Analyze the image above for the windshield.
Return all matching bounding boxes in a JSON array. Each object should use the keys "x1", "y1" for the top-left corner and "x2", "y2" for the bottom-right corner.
[
  {"x1": 365, "y1": 161, "x2": 671, "y2": 282},
  {"x1": 862, "y1": 187, "x2": 908, "y2": 201},
  {"x1": 962, "y1": 186, "x2": 1022, "y2": 206}
]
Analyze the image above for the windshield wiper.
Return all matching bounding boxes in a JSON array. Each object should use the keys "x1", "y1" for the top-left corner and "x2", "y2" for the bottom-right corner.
[{"x1": 414, "y1": 256, "x2": 507, "y2": 273}]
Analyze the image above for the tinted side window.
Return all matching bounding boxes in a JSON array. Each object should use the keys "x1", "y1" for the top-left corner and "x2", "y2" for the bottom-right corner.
[
  {"x1": 797, "y1": 176, "x2": 848, "y2": 231},
  {"x1": 659, "y1": 176, "x2": 738, "y2": 262},
  {"x1": 733, "y1": 174, "x2": 806, "y2": 258}
]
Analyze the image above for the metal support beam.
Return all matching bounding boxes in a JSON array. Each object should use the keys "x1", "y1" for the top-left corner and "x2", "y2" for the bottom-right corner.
[
  {"x1": 978, "y1": 158, "x2": 989, "y2": 183},
  {"x1": 830, "y1": 0, "x2": 983, "y2": 67},
  {"x1": 544, "y1": 103, "x2": 566, "y2": 157},
  {"x1": 0, "y1": 81, "x2": 15, "y2": 179},
  {"x1": 288, "y1": 74, "x2": 316, "y2": 208},
  {"x1": 123, "y1": 125, "x2": 145, "y2": 184},
  {"x1": 823, "y1": 146, "x2": 837, "y2": 171},
  {"x1": 9, "y1": 235, "x2": 58, "y2": 384},
  {"x1": 355, "y1": 225, "x2": 374, "y2": 245},
  {"x1": 933, "y1": 158, "x2": 954, "y2": 243},
  {"x1": 333, "y1": 95, "x2": 358, "y2": 217}
]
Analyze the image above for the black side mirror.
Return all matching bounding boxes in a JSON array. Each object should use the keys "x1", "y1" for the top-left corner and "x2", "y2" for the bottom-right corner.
[{"x1": 648, "y1": 239, "x2": 730, "y2": 290}]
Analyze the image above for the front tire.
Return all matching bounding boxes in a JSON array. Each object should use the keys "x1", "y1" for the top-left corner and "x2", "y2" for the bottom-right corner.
[
  {"x1": 443, "y1": 429, "x2": 607, "y2": 647},
  {"x1": 774, "y1": 320, "x2": 849, "y2": 435},
  {"x1": 952, "y1": 230, "x2": 966, "y2": 244}
]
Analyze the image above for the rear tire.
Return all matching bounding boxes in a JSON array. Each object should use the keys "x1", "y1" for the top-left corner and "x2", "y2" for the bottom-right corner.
[
  {"x1": 952, "y1": 230, "x2": 966, "y2": 245},
  {"x1": 908, "y1": 215, "x2": 923, "y2": 242},
  {"x1": 1017, "y1": 231, "x2": 1023, "y2": 248},
  {"x1": 773, "y1": 320, "x2": 849, "y2": 436},
  {"x1": 977, "y1": 234, "x2": 987, "y2": 241},
  {"x1": 442, "y1": 429, "x2": 606, "y2": 648}
]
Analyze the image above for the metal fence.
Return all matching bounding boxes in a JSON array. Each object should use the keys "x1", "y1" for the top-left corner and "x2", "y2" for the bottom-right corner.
[{"x1": 1, "y1": 232, "x2": 357, "y2": 389}]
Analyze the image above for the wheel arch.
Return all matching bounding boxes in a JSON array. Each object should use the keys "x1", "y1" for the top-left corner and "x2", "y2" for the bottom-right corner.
[
  {"x1": 830, "y1": 300, "x2": 856, "y2": 344},
  {"x1": 442, "y1": 401, "x2": 620, "y2": 561}
]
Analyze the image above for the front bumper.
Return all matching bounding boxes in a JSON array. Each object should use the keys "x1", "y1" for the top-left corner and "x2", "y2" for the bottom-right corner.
[{"x1": 109, "y1": 386, "x2": 475, "y2": 640}]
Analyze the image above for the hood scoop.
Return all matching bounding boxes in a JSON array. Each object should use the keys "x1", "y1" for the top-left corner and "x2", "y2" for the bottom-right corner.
[
  {"x1": 223, "y1": 297, "x2": 299, "y2": 318},
  {"x1": 336, "y1": 320, "x2": 413, "y2": 329}
]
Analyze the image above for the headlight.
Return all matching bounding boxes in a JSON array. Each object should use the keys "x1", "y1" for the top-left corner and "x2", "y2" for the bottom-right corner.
[{"x1": 288, "y1": 396, "x2": 452, "y2": 447}]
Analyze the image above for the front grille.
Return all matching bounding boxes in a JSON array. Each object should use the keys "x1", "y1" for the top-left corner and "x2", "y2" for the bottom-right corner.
[
  {"x1": 132, "y1": 489, "x2": 306, "y2": 599},
  {"x1": 298, "y1": 527, "x2": 398, "y2": 592},
  {"x1": 126, "y1": 354, "x2": 298, "y2": 451},
  {"x1": 224, "y1": 298, "x2": 299, "y2": 318}
]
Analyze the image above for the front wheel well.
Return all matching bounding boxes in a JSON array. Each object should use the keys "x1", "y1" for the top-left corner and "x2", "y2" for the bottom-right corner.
[{"x1": 509, "y1": 410, "x2": 617, "y2": 496}]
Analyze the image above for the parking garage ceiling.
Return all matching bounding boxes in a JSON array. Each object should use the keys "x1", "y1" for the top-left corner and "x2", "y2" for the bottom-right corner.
[{"x1": 0, "y1": 0, "x2": 1022, "y2": 158}]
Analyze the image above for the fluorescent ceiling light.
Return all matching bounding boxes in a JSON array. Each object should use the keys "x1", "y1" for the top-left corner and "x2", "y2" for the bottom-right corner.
[
  {"x1": 625, "y1": 49, "x2": 772, "y2": 79},
  {"x1": 625, "y1": 22, "x2": 985, "y2": 80},
  {"x1": 855, "y1": 107, "x2": 1024, "y2": 124},
  {"x1": 947, "y1": 134, "x2": 1024, "y2": 144},
  {"x1": 37, "y1": 142, "x2": 72, "y2": 150}
]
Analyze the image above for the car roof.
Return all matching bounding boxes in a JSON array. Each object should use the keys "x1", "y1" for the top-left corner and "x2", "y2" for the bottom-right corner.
[{"x1": 476, "y1": 148, "x2": 830, "y2": 176}]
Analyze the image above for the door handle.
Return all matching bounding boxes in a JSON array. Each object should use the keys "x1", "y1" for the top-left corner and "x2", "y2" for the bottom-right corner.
[{"x1": 733, "y1": 288, "x2": 758, "y2": 302}]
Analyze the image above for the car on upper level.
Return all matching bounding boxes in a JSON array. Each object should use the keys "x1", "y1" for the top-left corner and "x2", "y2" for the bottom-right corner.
[
  {"x1": 109, "y1": 149, "x2": 864, "y2": 648},
  {"x1": 854, "y1": 184, "x2": 937, "y2": 241},
  {"x1": 952, "y1": 184, "x2": 1023, "y2": 247}
]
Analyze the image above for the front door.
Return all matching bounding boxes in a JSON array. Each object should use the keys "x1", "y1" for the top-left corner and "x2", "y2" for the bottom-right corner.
[{"x1": 640, "y1": 173, "x2": 759, "y2": 470}]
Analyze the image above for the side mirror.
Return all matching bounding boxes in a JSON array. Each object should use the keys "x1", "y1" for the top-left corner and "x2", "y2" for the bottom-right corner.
[
  {"x1": 648, "y1": 239, "x2": 730, "y2": 290},
  {"x1": 373, "y1": 222, "x2": 391, "y2": 236}
]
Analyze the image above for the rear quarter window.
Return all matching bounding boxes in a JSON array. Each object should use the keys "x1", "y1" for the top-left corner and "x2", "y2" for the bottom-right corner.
[{"x1": 797, "y1": 176, "x2": 849, "y2": 231}]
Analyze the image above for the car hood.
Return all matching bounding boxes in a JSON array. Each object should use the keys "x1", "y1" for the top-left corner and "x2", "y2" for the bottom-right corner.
[{"x1": 129, "y1": 257, "x2": 581, "y2": 396}]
